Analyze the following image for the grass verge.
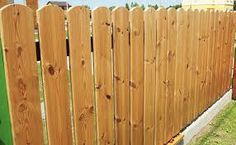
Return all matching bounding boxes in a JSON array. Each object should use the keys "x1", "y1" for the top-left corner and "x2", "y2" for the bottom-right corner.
[{"x1": 190, "y1": 101, "x2": 236, "y2": 145}]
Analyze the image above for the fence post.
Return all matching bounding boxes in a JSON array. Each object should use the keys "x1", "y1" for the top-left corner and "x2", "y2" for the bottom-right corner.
[
  {"x1": 232, "y1": 12, "x2": 236, "y2": 100},
  {"x1": 233, "y1": 50, "x2": 236, "y2": 99},
  {"x1": 0, "y1": 41, "x2": 13, "y2": 145}
]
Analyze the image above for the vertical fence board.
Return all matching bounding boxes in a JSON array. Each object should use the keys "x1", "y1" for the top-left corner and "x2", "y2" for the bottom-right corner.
[
  {"x1": 212, "y1": 11, "x2": 219, "y2": 102},
  {"x1": 175, "y1": 8, "x2": 185, "y2": 132},
  {"x1": 166, "y1": 8, "x2": 177, "y2": 142},
  {"x1": 37, "y1": 5, "x2": 73, "y2": 145},
  {"x1": 67, "y1": 6, "x2": 95, "y2": 145},
  {"x1": 186, "y1": 9, "x2": 195, "y2": 123},
  {"x1": 207, "y1": 10, "x2": 215, "y2": 106},
  {"x1": 144, "y1": 7, "x2": 156, "y2": 145},
  {"x1": 92, "y1": 7, "x2": 114, "y2": 145},
  {"x1": 192, "y1": 9, "x2": 200, "y2": 118},
  {"x1": 112, "y1": 7, "x2": 130, "y2": 145},
  {"x1": 197, "y1": 10, "x2": 205, "y2": 114},
  {"x1": 129, "y1": 7, "x2": 144, "y2": 145},
  {"x1": 222, "y1": 12, "x2": 229, "y2": 93},
  {"x1": 0, "y1": 4, "x2": 43, "y2": 145},
  {"x1": 219, "y1": 12, "x2": 226, "y2": 95},
  {"x1": 216, "y1": 12, "x2": 224, "y2": 98},
  {"x1": 155, "y1": 8, "x2": 168, "y2": 145},
  {"x1": 202, "y1": 10, "x2": 209, "y2": 110}
]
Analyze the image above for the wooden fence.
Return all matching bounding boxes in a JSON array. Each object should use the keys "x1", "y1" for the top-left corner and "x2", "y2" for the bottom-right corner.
[{"x1": 0, "y1": 4, "x2": 235, "y2": 145}]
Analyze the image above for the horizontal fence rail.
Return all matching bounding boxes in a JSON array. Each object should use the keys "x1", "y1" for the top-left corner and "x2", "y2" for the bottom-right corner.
[{"x1": 0, "y1": 4, "x2": 235, "y2": 145}]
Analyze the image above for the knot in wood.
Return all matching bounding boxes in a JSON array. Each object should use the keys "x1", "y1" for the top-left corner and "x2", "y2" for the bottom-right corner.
[
  {"x1": 18, "y1": 103, "x2": 28, "y2": 112},
  {"x1": 48, "y1": 65, "x2": 55, "y2": 75}
]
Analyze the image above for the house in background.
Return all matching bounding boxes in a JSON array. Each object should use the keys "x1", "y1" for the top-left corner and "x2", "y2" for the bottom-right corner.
[
  {"x1": 47, "y1": 1, "x2": 71, "y2": 10},
  {"x1": 182, "y1": 0, "x2": 234, "y2": 10}
]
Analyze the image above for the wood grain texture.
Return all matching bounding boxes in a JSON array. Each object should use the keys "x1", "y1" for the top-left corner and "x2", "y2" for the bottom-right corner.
[
  {"x1": 92, "y1": 7, "x2": 114, "y2": 145},
  {"x1": 166, "y1": 8, "x2": 177, "y2": 142},
  {"x1": 202, "y1": 10, "x2": 209, "y2": 110},
  {"x1": 67, "y1": 6, "x2": 95, "y2": 145},
  {"x1": 175, "y1": 8, "x2": 185, "y2": 133},
  {"x1": 184, "y1": 9, "x2": 195, "y2": 124},
  {"x1": 213, "y1": 11, "x2": 220, "y2": 102},
  {"x1": 207, "y1": 10, "x2": 215, "y2": 106},
  {"x1": 112, "y1": 7, "x2": 130, "y2": 145},
  {"x1": 155, "y1": 8, "x2": 168, "y2": 145},
  {"x1": 216, "y1": 12, "x2": 224, "y2": 98},
  {"x1": 192, "y1": 9, "x2": 200, "y2": 119},
  {"x1": 0, "y1": 4, "x2": 43, "y2": 145},
  {"x1": 197, "y1": 10, "x2": 205, "y2": 114},
  {"x1": 129, "y1": 7, "x2": 144, "y2": 145},
  {"x1": 144, "y1": 7, "x2": 156, "y2": 145},
  {"x1": 186, "y1": 9, "x2": 195, "y2": 123},
  {"x1": 37, "y1": 5, "x2": 72, "y2": 145}
]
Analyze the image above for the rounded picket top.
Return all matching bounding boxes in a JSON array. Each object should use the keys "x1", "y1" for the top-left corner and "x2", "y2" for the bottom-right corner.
[
  {"x1": 111, "y1": 6, "x2": 129, "y2": 29},
  {"x1": 199, "y1": 9, "x2": 205, "y2": 14},
  {"x1": 167, "y1": 7, "x2": 177, "y2": 16},
  {"x1": 157, "y1": 7, "x2": 166, "y2": 12},
  {"x1": 67, "y1": 6, "x2": 90, "y2": 21},
  {"x1": 193, "y1": 8, "x2": 199, "y2": 13},
  {"x1": 130, "y1": 7, "x2": 143, "y2": 22},
  {"x1": 37, "y1": 4, "x2": 64, "y2": 18},
  {"x1": 186, "y1": 8, "x2": 193, "y2": 13},
  {"x1": 177, "y1": 7, "x2": 185, "y2": 13},
  {"x1": 130, "y1": 6, "x2": 143, "y2": 14},
  {"x1": 92, "y1": 6, "x2": 110, "y2": 15},
  {"x1": 0, "y1": 4, "x2": 33, "y2": 20},
  {"x1": 68, "y1": 5, "x2": 90, "y2": 14},
  {"x1": 144, "y1": 6, "x2": 155, "y2": 13},
  {"x1": 112, "y1": 6, "x2": 128, "y2": 13}
]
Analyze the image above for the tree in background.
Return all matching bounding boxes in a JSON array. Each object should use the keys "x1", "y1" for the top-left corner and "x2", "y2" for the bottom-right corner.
[
  {"x1": 234, "y1": 0, "x2": 236, "y2": 10},
  {"x1": 167, "y1": 4, "x2": 182, "y2": 9}
]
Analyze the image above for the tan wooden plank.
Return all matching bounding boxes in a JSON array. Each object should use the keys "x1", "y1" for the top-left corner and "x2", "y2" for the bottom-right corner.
[
  {"x1": 0, "y1": 4, "x2": 43, "y2": 145},
  {"x1": 216, "y1": 11, "x2": 224, "y2": 98},
  {"x1": 213, "y1": 11, "x2": 220, "y2": 102},
  {"x1": 144, "y1": 7, "x2": 156, "y2": 145},
  {"x1": 155, "y1": 8, "x2": 168, "y2": 145},
  {"x1": 207, "y1": 10, "x2": 215, "y2": 106},
  {"x1": 166, "y1": 8, "x2": 177, "y2": 142},
  {"x1": 129, "y1": 7, "x2": 144, "y2": 145},
  {"x1": 67, "y1": 6, "x2": 95, "y2": 145},
  {"x1": 220, "y1": 11, "x2": 226, "y2": 96},
  {"x1": 112, "y1": 7, "x2": 130, "y2": 145},
  {"x1": 221, "y1": 12, "x2": 229, "y2": 93},
  {"x1": 175, "y1": 8, "x2": 186, "y2": 133},
  {"x1": 180, "y1": 8, "x2": 189, "y2": 127},
  {"x1": 202, "y1": 10, "x2": 209, "y2": 110},
  {"x1": 92, "y1": 7, "x2": 114, "y2": 145},
  {"x1": 186, "y1": 8, "x2": 194, "y2": 124},
  {"x1": 37, "y1": 5, "x2": 72, "y2": 145},
  {"x1": 197, "y1": 10, "x2": 205, "y2": 114},
  {"x1": 192, "y1": 9, "x2": 200, "y2": 119}
]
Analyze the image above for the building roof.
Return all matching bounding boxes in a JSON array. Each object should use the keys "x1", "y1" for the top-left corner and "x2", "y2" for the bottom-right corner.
[{"x1": 47, "y1": 1, "x2": 71, "y2": 7}]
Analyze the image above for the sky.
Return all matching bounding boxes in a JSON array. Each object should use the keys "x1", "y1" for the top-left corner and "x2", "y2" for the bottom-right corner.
[{"x1": 14, "y1": 0, "x2": 182, "y2": 8}]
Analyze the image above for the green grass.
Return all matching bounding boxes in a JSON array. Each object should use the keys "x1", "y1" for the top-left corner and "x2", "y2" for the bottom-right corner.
[{"x1": 190, "y1": 101, "x2": 236, "y2": 145}]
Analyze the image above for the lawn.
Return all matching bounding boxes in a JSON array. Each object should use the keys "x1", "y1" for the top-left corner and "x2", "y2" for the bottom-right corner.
[{"x1": 189, "y1": 101, "x2": 236, "y2": 145}]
